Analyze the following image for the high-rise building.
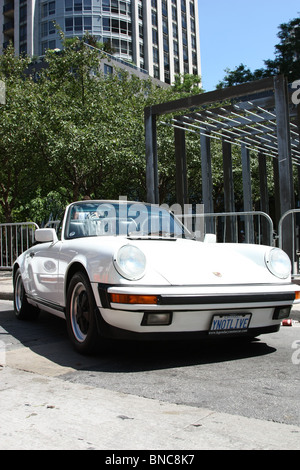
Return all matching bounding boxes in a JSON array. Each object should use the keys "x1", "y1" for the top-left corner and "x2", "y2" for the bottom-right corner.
[{"x1": 0, "y1": 0, "x2": 201, "y2": 85}]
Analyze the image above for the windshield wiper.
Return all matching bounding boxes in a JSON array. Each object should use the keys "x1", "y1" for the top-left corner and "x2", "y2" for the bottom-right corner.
[{"x1": 127, "y1": 232, "x2": 178, "y2": 240}]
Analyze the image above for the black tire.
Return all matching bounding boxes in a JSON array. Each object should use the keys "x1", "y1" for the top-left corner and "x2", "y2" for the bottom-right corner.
[
  {"x1": 66, "y1": 271, "x2": 100, "y2": 354},
  {"x1": 13, "y1": 268, "x2": 39, "y2": 320}
]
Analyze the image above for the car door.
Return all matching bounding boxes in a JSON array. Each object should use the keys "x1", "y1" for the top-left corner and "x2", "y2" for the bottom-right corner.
[{"x1": 25, "y1": 238, "x2": 62, "y2": 308}]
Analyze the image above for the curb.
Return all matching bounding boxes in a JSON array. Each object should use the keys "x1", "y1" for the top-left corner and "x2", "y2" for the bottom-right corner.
[
  {"x1": 0, "y1": 274, "x2": 13, "y2": 301},
  {"x1": 0, "y1": 292, "x2": 13, "y2": 301}
]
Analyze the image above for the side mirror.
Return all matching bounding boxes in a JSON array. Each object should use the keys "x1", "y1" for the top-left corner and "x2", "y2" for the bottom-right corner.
[
  {"x1": 204, "y1": 233, "x2": 217, "y2": 243},
  {"x1": 35, "y1": 228, "x2": 58, "y2": 244}
]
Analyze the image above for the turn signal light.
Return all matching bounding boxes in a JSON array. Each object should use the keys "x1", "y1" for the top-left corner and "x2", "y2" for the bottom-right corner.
[
  {"x1": 295, "y1": 291, "x2": 300, "y2": 301},
  {"x1": 110, "y1": 293, "x2": 158, "y2": 304}
]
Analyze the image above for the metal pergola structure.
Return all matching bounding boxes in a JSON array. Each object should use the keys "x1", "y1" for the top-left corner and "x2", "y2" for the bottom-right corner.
[{"x1": 144, "y1": 75, "x2": 300, "y2": 257}]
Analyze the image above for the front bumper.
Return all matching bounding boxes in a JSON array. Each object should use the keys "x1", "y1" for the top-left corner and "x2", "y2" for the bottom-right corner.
[{"x1": 92, "y1": 283, "x2": 296, "y2": 339}]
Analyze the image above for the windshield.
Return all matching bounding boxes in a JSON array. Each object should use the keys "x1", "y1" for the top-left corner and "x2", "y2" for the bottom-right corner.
[{"x1": 65, "y1": 201, "x2": 191, "y2": 239}]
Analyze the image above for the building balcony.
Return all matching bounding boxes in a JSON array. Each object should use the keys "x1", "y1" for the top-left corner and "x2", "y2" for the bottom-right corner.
[
  {"x1": 3, "y1": 20, "x2": 14, "y2": 36},
  {"x1": 3, "y1": 2, "x2": 14, "y2": 18}
]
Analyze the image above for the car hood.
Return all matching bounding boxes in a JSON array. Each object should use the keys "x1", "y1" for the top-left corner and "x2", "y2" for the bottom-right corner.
[{"x1": 132, "y1": 238, "x2": 287, "y2": 285}]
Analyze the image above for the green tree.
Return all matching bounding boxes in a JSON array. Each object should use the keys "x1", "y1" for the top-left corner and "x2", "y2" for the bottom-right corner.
[
  {"x1": 0, "y1": 44, "x2": 42, "y2": 221},
  {"x1": 217, "y1": 64, "x2": 268, "y2": 89},
  {"x1": 172, "y1": 73, "x2": 202, "y2": 94},
  {"x1": 0, "y1": 33, "x2": 205, "y2": 222},
  {"x1": 33, "y1": 32, "x2": 204, "y2": 207},
  {"x1": 264, "y1": 18, "x2": 300, "y2": 82}
]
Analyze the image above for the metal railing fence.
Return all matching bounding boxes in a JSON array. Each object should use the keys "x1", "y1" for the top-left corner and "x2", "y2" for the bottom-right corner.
[
  {"x1": 1, "y1": 211, "x2": 299, "y2": 277},
  {"x1": 178, "y1": 211, "x2": 274, "y2": 246},
  {"x1": 278, "y1": 209, "x2": 300, "y2": 280},
  {"x1": 0, "y1": 222, "x2": 39, "y2": 270}
]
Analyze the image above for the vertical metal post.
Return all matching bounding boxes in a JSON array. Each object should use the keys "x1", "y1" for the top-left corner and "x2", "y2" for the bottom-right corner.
[
  {"x1": 222, "y1": 138, "x2": 235, "y2": 241},
  {"x1": 296, "y1": 104, "x2": 300, "y2": 258},
  {"x1": 241, "y1": 144, "x2": 254, "y2": 242},
  {"x1": 297, "y1": 104, "x2": 300, "y2": 205},
  {"x1": 274, "y1": 75, "x2": 294, "y2": 214},
  {"x1": 144, "y1": 107, "x2": 158, "y2": 204},
  {"x1": 241, "y1": 144, "x2": 252, "y2": 211},
  {"x1": 152, "y1": 114, "x2": 159, "y2": 204},
  {"x1": 258, "y1": 152, "x2": 270, "y2": 245},
  {"x1": 200, "y1": 130, "x2": 214, "y2": 233},
  {"x1": 258, "y1": 152, "x2": 269, "y2": 214},
  {"x1": 274, "y1": 75, "x2": 294, "y2": 258},
  {"x1": 272, "y1": 156, "x2": 280, "y2": 228},
  {"x1": 174, "y1": 118, "x2": 188, "y2": 209}
]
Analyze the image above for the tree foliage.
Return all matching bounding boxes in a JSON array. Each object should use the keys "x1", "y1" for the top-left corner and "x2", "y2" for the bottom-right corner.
[
  {"x1": 217, "y1": 63, "x2": 270, "y2": 89},
  {"x1": 0, "y1": 36, "x2": 203, "y2": 223},
  {"x1": 0, "y1": 44, "x2": 40, "y2": 221}
]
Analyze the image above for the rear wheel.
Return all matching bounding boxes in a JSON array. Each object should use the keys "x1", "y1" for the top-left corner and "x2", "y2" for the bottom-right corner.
[
  {"x1": 66, "y1": 272, "x2": 100, "y2": 354},
  {"x1": 13, "y1": 268, "x2": 39, "y2": 320}
]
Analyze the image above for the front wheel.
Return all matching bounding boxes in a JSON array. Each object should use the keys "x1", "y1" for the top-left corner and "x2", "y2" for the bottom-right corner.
[
  {"x1": 66, "y1": 272, "x2": 100, "y2": 354},
  {"x1": 13, "y1": 268, "x2": 39, "y2": 320}
]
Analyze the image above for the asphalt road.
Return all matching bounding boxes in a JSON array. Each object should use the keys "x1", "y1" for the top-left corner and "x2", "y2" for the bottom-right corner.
[{"x1": 1, "y1": 299, "x2": 300, "y2": 431}]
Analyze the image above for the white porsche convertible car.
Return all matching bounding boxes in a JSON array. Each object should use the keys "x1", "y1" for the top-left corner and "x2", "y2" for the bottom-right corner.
[{"x1": 13, "y1": 200, "x2": 299, "y2": 354}]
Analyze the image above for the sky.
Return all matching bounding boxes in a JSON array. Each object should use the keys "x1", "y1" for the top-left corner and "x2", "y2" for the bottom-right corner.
[{"x1": 198, "y1": 0, "x2": 300, "y2": 92}]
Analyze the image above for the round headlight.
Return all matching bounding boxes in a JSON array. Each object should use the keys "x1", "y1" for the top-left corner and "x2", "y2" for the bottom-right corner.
[
  {"x1": 114, "y1": 245, "x2": 146, "y2": 280},
  {"x1": 265, "y1": 248, "x2": 291, "y2": 279}
]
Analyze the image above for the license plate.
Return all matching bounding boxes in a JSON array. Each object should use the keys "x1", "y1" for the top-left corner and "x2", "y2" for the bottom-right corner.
[{"x1": 209, "y1": 313, "x2": 252, "y2": 335}]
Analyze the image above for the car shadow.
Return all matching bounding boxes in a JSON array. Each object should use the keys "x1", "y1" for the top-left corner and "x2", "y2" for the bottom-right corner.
[{"x1": 0, "y1": 308, "x2": 276, "y2": 374}]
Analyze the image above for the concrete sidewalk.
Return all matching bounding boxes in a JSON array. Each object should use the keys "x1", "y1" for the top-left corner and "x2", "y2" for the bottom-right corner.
[
  {"x1": 1, "y1": 357, "x2": 300, "y2": 450},
  {"x1": 0, "y1": 271, "x2": 13, "y2": 301}
]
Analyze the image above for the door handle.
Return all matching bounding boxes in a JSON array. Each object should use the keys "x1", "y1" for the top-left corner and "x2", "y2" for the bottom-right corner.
[{"x1": 29, "y1": 252, "x2": 35, "y2": 258}]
